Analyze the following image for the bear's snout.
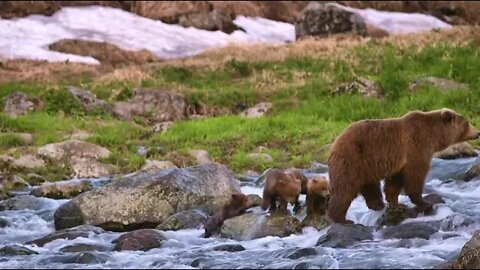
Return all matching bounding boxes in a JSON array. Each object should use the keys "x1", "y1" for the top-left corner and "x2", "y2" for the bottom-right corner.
[{"x1": 467, "y1": 124, "x2": 480, "y2": 140}]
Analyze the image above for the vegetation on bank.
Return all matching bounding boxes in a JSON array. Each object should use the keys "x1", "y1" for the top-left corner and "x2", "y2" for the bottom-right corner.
[{"x1": 1, "y1": 38, "x2": 480, "y2": 176}]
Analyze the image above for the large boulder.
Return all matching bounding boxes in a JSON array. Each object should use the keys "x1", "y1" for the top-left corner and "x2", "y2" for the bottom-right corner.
[
  {"x1": 54, "y1": 163, "x2": 241, "y2": 231},
  {"x1": 3, "y1": 92, "x2": 35, "y2": 117},
  {"x1": 449, "y1": 230, "x2": 480, "y2": 269},
  {"x1": 220, "y1": 212, "x2": 301, "y2": 241},
  {"x1": 113, "y1": 89, "x2": 186, "y2": 124},
  {"x1": 295, "y1": 2, "x2": 366, "y2": 40}
]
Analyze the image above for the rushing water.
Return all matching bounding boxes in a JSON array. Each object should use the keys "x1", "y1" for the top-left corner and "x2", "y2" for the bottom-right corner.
[{"x1": 1, "y1": 158, "x2": 479, "y2": 269}]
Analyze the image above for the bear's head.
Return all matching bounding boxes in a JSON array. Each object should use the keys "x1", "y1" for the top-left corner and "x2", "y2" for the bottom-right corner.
[
  {"x1": 439, "y1": 108, "x2": 479, "y2": 146},
  {"x1": 308, "y1": 177, "x2": 330, "y2": 197},
  {"x1": 230, "y1": 193, "x2": 251, "y2": 209}
]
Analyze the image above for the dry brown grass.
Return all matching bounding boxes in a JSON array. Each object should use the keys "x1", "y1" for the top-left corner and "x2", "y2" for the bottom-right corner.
[{"x1": 1, "y1": 25, "x2": 478, "y2": 84}]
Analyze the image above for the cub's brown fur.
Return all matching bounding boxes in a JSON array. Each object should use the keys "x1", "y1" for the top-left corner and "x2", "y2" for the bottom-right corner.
[
  {"x1": 203, "y1": 193, "x2": 252, "y2": 238},
  {"x1": 261, "y1": 168, "x2": 307, "y2": 214},
  {"x1": 327, "y1": 108, "x2": 480, "y2": 224},
  {"x1": 305, "y1": 176, "x2": 330, "y2": 216}
]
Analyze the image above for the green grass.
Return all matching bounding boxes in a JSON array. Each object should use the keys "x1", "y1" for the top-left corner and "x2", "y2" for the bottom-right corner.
[{"x1": 2, "y1": 40, "x2": 480, "y2": 176}]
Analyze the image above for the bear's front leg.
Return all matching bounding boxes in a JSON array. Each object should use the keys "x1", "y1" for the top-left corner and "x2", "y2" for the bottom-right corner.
[{"x1": 403, "y1": 164, "x2": 433, "y2": 215}]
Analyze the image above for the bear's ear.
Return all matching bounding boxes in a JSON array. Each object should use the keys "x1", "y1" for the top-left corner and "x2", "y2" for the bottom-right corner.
[
  {"x1": 441, "y1": 110, "x2": 455, "y2": 122},
  {"x1": 231, "y1": 193, "x2": 242, "y2": 201}
]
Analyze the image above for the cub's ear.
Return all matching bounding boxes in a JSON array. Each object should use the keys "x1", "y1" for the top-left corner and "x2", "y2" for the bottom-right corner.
[
  {"x1": 231, "y1": 193, "x2": 242, "y2": 200},
  {"x1": 441, "y1": 110, "x2": 455, "y2": 122}
]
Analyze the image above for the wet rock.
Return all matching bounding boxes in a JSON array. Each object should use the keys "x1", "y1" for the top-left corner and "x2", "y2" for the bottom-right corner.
[
  {"x1": 423, "y1": 193, "x2": 445, "y2": 205},
  {"x1": 378, "y1": 205, "x2": 418, "y2": 226},
  {"x1": 156, "y1": 209, "x2": 209, "y2": 231},
  {"x1": 300, "y1": 214, "x2": 330, "y2": 231},
  {"x1": 295, "y1": 2, "x2": 366, "y2": 39},
  {"x1": 409, "y1": 76, "x2": 469, "y2": 92},
  {"x1": 11, "y1": 154, "x2": 45, "y2": 170},
  {"x1": 27, "y1": 225, "x2": 104, "y2": 247},
  {"x1": 309, "y1": 162, "x2": 329, "y2": 173},
  {"x1": 247, "y1": 194, "x2": 263, "y2": 207},
  {"x1": 113, "y1": 229, "x2": 166, "y2": 251},
  {"x1": 449, "y1": 230, "x2": 480, "y2": 269},
  {"x1": 54, "y1": 163, "x2": 241, "y2": 231},
  {"x1": 286, "y1": 247, "x2": 317, "y2": 259},
  {"x1": 396, "y1": 238, "x2": 430, "y2": 248},
  {"x1": 140, "y1": 159, "x2": 177, "y2": 173},
  {"x1": 240, "y1": 102, "x2": 273, "y2": 118},
  {"x1": 381, "y1": 222, "x2": 437, "y2": 240},
  {"x1": 67, "y1": 86, "x2": 112, "y2": 113},
  {"x1": 60, "y1": 243, "x2": 110, "y2": 253},
  {"x1": 0, "y1": 217, "x2": 10, "y2": 227},
  {"x1": 38, "y1": 139, "x2": 111, "y2": 162},
  {"x1": 0, "y1": 132, "x2": 34, "y2": 145},
  {"x1": 0, "y1": 245, "x2": 38, "y2": 256},
  {"x1": 190, "y1": 257, "x2": 209, "y2": 268},
  {"x1": 212, "y1": 244, "x2": 246, "y2": 252},
  {"x1": 39, "y1": 252, "x2": 110, "y2": 264},
  {"x1": 188, "y1": 149, "x2": 213, "y2": 164},
  {"x1": 246, "y1": 153, "x2": 273, "y2": 164},
  {"x1": 440, "y1": 215, "x2": 475, "y2": 231},
  {"x1": 464, "y1": 160, "x2": 480, "y2": 181},
  {"x1": 434, "y1": 142, "x2": 477, "y2": 160},
  {"x1": 3, "y1": 92, "x2": 35, "y2": 117},
  {"x1": 30, "y1": 179, "x2": 91, "y2": 199},
  {"x1": 333, "y1": 77, "x2": 384, "y2": 98},
  {"x1": 316, "y1": 224, "x2": 373, "y2": 248},
  {"x1": 70, "y1": 158, "x2": 118, "y2": 178},
  {"x1": 113, "y1": 89, "x2": 186, "y2": 124},
  {"x1": 0, "y1": 195, "x2": 49, "y2": 211},
  {"x1": 221, "y1": 212, "x2": 301, "y2": 241}
]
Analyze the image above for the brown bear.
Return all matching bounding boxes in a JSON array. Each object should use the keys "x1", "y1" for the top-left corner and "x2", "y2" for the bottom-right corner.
[
  {"x1": 327, "y1": 108, "x2": 480, "y2": 224},
  {"x1": 261, "y1": 168, "x2": 307, "y2": 214},
  {"x1": 203, "y1": 193, "x2": 252, "y2": 238},
  {"x1": 305, "y1": 176, "x2": 330, "y2": 216}
]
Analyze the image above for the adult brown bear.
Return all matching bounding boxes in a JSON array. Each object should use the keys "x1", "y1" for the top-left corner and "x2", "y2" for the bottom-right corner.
[{"x1": 327, "y1": 108, "x2": 479, "y2": 224}]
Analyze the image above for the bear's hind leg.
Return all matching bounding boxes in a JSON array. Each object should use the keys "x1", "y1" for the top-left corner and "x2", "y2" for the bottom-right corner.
[{"x1": 360, "y1": 183, "x2": 385, "y2": 211}]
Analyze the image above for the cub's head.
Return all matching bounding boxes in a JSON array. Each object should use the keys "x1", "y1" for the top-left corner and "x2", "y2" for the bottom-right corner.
[
  {"x1": 439, "y1": 108, "x2": 479, "y2": 145},
  {"x1": 307, "y1": 176, "x2": 330, "y2": 197},
  {"x1": 230, "y1": 193, "x2": 251, "y2": 208}
]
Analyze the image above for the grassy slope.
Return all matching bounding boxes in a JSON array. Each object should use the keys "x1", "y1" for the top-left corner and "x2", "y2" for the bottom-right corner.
[{"x1": 1, "y1": 36, "x2": 480, "y2": 175}]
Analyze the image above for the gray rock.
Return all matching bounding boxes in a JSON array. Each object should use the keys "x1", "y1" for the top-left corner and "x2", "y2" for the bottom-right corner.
[
  {"x1": 246, "y1": 153, "x2": 273, "y2": 164},
  {"x1": 60, "y1": 243, "x2": 110, "y2": 253},
  {"x1": 295, "y1": 2, "x2": 366, "y2": 40},
  {"x1": 300, "y1": 214, "x2": 330, "y2": 231},
  {"x1": 0, "y1": 245, "x2": 38, "y2": 256},
  {"x1": 309, "y1": 162, "x2": 329, "y2": 173},
  {"x1": 286, "y1": 248, "x2": 317, "y2": 259},
  {"x1": 140, "y1": 160, "x2": 177, "y2": 173},
  {"x1": 189, "y1": 149, "x2": 213, "y2": 164},
  {"x1": 0, "y1": 217, "x2": 10, "y2": 228},
  {"x1": 221, "y1": 212, "x2": 301, "y2": 241},
  {"x1": 38, "y1": 139, "x2": 111, "y2": 162},
  {"x1": 316, "y1": 224, "x2": 373, "y2": 248},
  {"x1": 240, "y1": 102, "x2": 273, "y2": 118},
  {"x1": 70, "y1": 158, "x2": 117, "y2": 179},
  {"x1": 39, "y1": 252, "x2": 110, "y2": 264},
  {"x1": 381, "y1": 222, "x2": 437, "y2": 240},
  {"x1": 434, "y1": 142, "x2": 477, "y2": 160},
  {"x1": 11, "y1": 154, "x2": 45, "y2": 170},
  {"x1": 333, "y1": 77, "x2": 384, "y2": 98},
  {"x1": 156, "y1": 209, "x2": 209, "y2": 231},
  {"x1": 113, "y1": 229, "x2": 166, "y2": 251},
  {"x1": 113, "y1": 89, "x2": 186, "y2": 124},
  {"x1": 30, "y1": 179, "x2": 91, "y2": 199},
  {"x1": 378, "y1": 205, "x2": 418, "y2": 226},
  {"x1": 212, "y1": 244, "x2": 246, "y2": 252},
  {"x1": 409, "y1": 76, "x2": 469, "y2": 92},
  {"x1": 3, "y1": 92, "x2": 35, "y2": 117},
  {"x1": 0, "y1": 195, "x2": 49, "y2": 211},
  {"x1": 26, "y1": 225, "x2": 104, "y2": 247},
  {"x1": 67, "y1": 86, "x2": 112, "y2": 113},
  {"x1": 54, "y1": 163, "x2": 241, "y2": 231}
]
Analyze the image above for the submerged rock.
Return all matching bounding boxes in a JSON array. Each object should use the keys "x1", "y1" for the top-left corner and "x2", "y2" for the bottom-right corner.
[
  {"x1": 0, "y1": 195, "x2": 50, "y2": 211},
  {"x1": 60, "y1": 243, "x2": 111, "y2": 253},
  {"x1": 212, "y1": 244, "x2": 246, "y2": 252},
  {"x1": 54, "y1": 163, "x2": 241, "y2": 231},
  {"x1": 27, "y1": 225, "x2": 105, "y2": 247},
  {"x1": 113, "y1": 229, "x2": 166, "y2": 251},
  {"x1": 380, "y1": 222, "x2": 437, "y2": 240},
  {"x1": 39, "y1": 252, "x2": 111, "y2": 265},
  {"x1": 0, "y1": 245, "x2": 38, "y2": 256},
  {"x1": 220, "y1": 212, "x2": 301, "y2": 241},
  {"x1": 316, "y1": 224, "x2": 373, "y2": 248}
]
